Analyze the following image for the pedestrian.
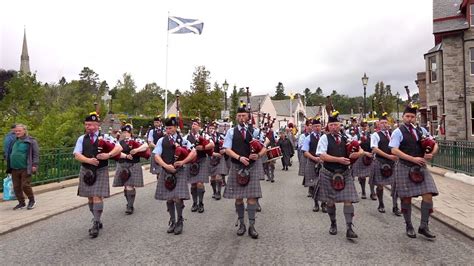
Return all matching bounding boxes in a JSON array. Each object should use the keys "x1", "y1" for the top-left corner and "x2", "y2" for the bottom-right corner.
[
  {"x1": 389, "y1": 104, "x2": 439, "y2": 239},
  {"x1": 302, "y1": 117, "x2": 327, "y2": 213},
  {"x1": 351, "y1": 120, "x2": 375, "y2": 200},
  {"x1": 113, "y1": 124, "x2": 148, "y2": 215},
  {"x1": 185, "y1": 118, "x2": 214, "y2": 213},
  {"x1": 73, "y1": 112, "x2": 123, "y2": 238},
  {"x1": 316, "y1": 110, "x2": 363, "y2": 239},
  {"x1": 6, "y1": 124, "x2": 39, "y2": 210},
  {"x1": 208, "y1": 121, "x2": 227, "y2": 200},
  {"x1": 298, "y1": 120, "x2": 311, "y2": 182},
  {"x1": 277, "y1": 130, "x2": 294, "y2": 171},
  {"x1": 223, "y1": 104, "x2": 267, "y2": 239},
  {"x1": 148, "y1": 116, "x2": 164, "y2": 175},
  {"x1": 153, "y1": 115, "x2": 195, "y2": 235},
  {"x1": 370, "y1": 112, "x2": 401, "y2": 216},
  {"x1": 262, "y1": 122, "x2": 278, "y2": 182},
  {"x1": 3, "y1": 124, "x2": 16, "y2": 159}
]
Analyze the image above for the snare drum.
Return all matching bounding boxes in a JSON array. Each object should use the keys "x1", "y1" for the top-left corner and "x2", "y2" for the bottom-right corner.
[{"x1": 266, "y1": 146, "x2": 283, "y2": 162}]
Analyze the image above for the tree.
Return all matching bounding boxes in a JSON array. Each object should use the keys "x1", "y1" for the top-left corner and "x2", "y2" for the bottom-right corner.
[
  {"x1": 112, "y1": 73, "x2": 137, "y2": 114},
  {"x1": 79, "y1": 67, "x2": 100, "y2": 98},
  {"x1": 230, "y1": 85, "x2": 239, "y2": 123},
  {"x1": 271, "y1": 82, "x2": 288, "y2": 100},
  {"x1": 0, "y1": 69, "x2": 17, "y2": 100},
  {"x1": 134, "y1": 82, "x2": 165, "y2": 116},
  {"x1": 303, "y1": 88, "x2": 312, "y2": 106}
]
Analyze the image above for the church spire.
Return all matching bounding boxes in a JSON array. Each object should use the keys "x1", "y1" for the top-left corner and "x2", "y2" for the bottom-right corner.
[{"x1": 20, "y1": 27, "x2": 30, "y2": 73}]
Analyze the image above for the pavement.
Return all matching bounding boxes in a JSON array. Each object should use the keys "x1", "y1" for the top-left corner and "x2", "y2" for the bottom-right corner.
[{"x1": 0, "y1": 161, "x2": 472, "y2": 264}]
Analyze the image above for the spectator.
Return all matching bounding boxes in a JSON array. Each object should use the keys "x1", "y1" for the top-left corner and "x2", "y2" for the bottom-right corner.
[
  {"x1": 6, "y1": 124, "x2": 39, "y2": 210},
  {"x1": 3, "y1": 124, "x2": 16, "y2": 159},
  {"x1": 278, "y1": 130, "x2": 294, "y2": 171}
]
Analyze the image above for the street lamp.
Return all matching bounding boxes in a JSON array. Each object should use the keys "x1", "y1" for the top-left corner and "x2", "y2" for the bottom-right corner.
[
  {"x1": 223, "y1": 79, "x2": 229, "y2": 111},
  {"x1": 361, "y1": 73, "x2": 369, "y2": 118},
  {"x1": 372, "y1": 96, "x2": 376, "y2": 119},
  {"x1": 395, "y1": 92, "x2": 400, "y2": 122}
]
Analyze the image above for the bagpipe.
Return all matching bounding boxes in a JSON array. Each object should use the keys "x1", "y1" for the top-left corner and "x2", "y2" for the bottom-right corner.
[
  {"x1": 196, "y1": 134, "x2": 214, "y2": 157},
  {"x1": 124, "y1": 139, "x2": 151, "y2": 159},
  {"x1": 97, "y1": 136, "x2": 121, "y2": 160}
]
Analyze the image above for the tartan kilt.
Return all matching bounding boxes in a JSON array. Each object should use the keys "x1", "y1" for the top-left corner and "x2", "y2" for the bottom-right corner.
[
  {"x1": 150, "y1": 153, "x2": 161, "y2": 174},
  {"x1": 77, "y1": 166, "x2": 110, "y2": 198},
  {"x1": 223, "y1": 163, "x2": 262, "y2": 199},
  {"x1": 370, "y1": 159, "x2": 395, "y2": 186},
  {"x1": 225, "y1": 157, "x2": 231, "y2": 173},
  {"x1": 303, "y1": 159, "x2": 320, "y2": 187},
  {"x1": 254, "y1": 157, "x2": 265, "y2": 181},
  {"x1": 209, "y1": 156, "x2": 228, "y2": 176},
  {"x1": 113, "y1": 161, "x2": 144, "y2": 187},
  {"x1": 155, "y1": 166, "x2": 190, "y2": 201},
  {"x1": 317, "y1": 167, "x2": 359, "y2": 204},
  {"x1": 298, "y1": 151, "x2": 307, "y2": 176},
  {"x1": 395, "y1": 163, "x2": 439, "y2": 198},
  {"x1": 187, "y1": 157, "x2": 210, "y2": 184},
  {"x1": 351, "y1": 156, "x2": 374, "y2": 178}
]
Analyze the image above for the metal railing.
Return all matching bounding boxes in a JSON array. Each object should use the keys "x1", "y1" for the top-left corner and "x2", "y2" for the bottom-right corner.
[
  {"x1": 0, "y1": 148, "x2": 150, "y2": 192},
  {"x1": 431, "y1": 140, "x2": 474, "y2": 176}
]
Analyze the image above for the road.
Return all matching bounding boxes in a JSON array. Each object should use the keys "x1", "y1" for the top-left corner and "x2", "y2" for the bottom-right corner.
[{"x1": 1, "y1": 160, "x2": 473, "y2": 264}]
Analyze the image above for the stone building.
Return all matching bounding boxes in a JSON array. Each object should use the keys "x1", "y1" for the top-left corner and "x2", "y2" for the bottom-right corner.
[{"x1": 424, "y1": 0, "x2": 474, "y2": 141}]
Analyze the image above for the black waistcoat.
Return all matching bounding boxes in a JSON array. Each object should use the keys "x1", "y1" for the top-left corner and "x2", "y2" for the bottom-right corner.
[
  {"x1": 309, "y1": 133, "x2": 320, "y2": 156},
  {"x1": 161, "y1": 134, "x2": 183, "y2": 165},
  {"x1": 118, "y1": 139, "x2": 140, "y2": 164},
  {"x1": 82, "y1": 134, "x2": 108, "y2": 170},
  {"x1": 323, "y1": 134, "x2": 348, "y2": 172},
  {"x1": 187, "y1": 133, "x2": 207, "y2": 159},
  {"x1": 376, "y1": 131, "x2": 392, "y2": 163},
  {"x1": 399, "y1": 125, "x2": 424, "y2": 167},
  {"x1": 152, "y1": 128, "x2": 164, "y2": 144},
  {"x1": 231, "y1": 126, "x2": 252, "y2": 164},
  {"x1": 212, "y1": 134, "x2": 221, "y2": 153}
]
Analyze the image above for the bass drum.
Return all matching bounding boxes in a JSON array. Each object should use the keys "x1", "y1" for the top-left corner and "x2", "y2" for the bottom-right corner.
[{"x1": 265, "y1": 146, "x2": 282, "y2": 162}]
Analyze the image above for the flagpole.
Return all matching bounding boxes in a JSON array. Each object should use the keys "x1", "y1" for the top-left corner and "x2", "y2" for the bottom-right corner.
[{"x1": 165, "y1": 11, "x2": 170, "y2": 118}]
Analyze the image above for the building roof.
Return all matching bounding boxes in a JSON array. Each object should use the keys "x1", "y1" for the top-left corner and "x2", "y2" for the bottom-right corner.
[
  {"x1": 272, "y1": 99, "x2": 302, "y2": 117},
  {"x1": 305, "y1": 106, "x2": 324, "y2": 118},
  {"x1": 237, "y1": 94, "x2": 268, "y2": 112},
  {"x1": 426, "y1": 43, "x2": 443, "y2": 55},
  {"x1": 433, "y1": 0, "x2": 468, "y2": 34}
]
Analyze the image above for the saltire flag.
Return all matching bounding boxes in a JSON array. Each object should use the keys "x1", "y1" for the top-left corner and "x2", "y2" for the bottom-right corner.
[{"x1": 168, "y1": 16, "x2": 204, "y2": 34}]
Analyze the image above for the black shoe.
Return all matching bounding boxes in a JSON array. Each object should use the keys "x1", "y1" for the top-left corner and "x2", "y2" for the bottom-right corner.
[
  {"x1": 346, "y1": 225, "x2": 358, "y2": 239},
  {"x1": 377, "y1": 204, "x2": 385, "y2": 213},
  {"x1": 370, "y1": 193, "x2": 377, "y2": 201},
  {"x1": 256, "y1": 205, "x2": 262, "y2": 212},
  {"x1": 282, "y1": 168, "x2": 285, "y2": 171},
  {"x1": 99, "y1": 222, "x2": 103, "y2": 229},
  {"x1": 215, "y1": 193, "x2": 221, "y2": 200},
  {"x1": 329, "y1": 221, "x2": 337, "y2": 235},
  {"x1": 174, "y1": 217, "x2": 184, "y2": 235},
  {"x1": 266, "y1": 179, "x2": 270, "y2": 182},
  {"x1": 125, "y1": 206, "x2": 134, "y2": 215},
  {"x1": 191, "y1": 203, "x2": 198, "y2": 212},
  {"x1": 89, "y1": 221, "x2": 100, "y2": 238},
  {"x1": 313, "y1": 205, "x2": 320, "y2": 212},
  {"x1": 237, "y1": 223, "x2": 246, "y2": 236},
  {"x1": 198, "y1": 203, "x2": 204, "y2": 213},
  {"x1": 212, "y1": 193, "x2": 216, "y2": 199},
  {"x1": 271, "y1": 180, "x2": 275, "y2": 183},
  {"x1": 167, "y1": 220, "x2": 176, "y2": 234},
  {"x1": 392, "y1": 207, "x2": 401, "y2": 216},
  {"x1": 406, "y1": 224, "x2": 416, "y2": 238},
  {"x1": 13, "y1": 202, "x2": 26, "y2": 210},
  {"x1": 361, "y1": 193, "x2": 367, "y2": 199},
  {"x1": 27, "y1": 200, "x2": 36, "y2": 210},
  {"x1": 418, "y1": 227, "x2": 436, "y2": 239},
  {"x1": 321, "y1": 203, "x2": 328, "y2": 213},
  {"x1": 248, "y1": 225, "x2": 259, "y2": 239}
]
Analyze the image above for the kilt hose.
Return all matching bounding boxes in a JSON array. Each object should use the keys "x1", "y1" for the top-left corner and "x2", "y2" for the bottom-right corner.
[
  {"x1": 155, "y1": 166, "x2": 190, "y2": 201},
  {"x1": 395, "y1": 163, "x2": 439, "y2": 198},
  {"x1": 223, "y1": 162, "x2": 263, "y2": 199},
  {"x1": 113, "y1": 162, "x2": 144, "y2": 187},
  {"x1": 77, "y1": 166, "x2": 110, "y2": 198},
  {"x1": 317, "y1": 167, "x2": 359, "y2": 204}
]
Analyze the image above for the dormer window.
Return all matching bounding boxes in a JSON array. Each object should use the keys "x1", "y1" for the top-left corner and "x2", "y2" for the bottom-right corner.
[
  {"x1": 429, "y1": 56, "x2": 437, "y2": 83},
  {"x1": 471, "y1": 5, "x2": 474, "y2": 26}
]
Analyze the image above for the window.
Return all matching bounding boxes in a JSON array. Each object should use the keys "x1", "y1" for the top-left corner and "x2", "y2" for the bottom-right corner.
[
  {"x1": 471, "y1": 48, "x2": 474, "y2": 75},
  {"x1": 431, "y1": 106, "x2": 438, "y2": 121},
  {"x1": 429, "y1": 56, "x2": 437, "y2": 83},
  {"x1": 471, "y1": 102, "x2": 474, "y2": 135},
  {"x1": 471, "y1": 5, "x2": 474, "y2": 26}
]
